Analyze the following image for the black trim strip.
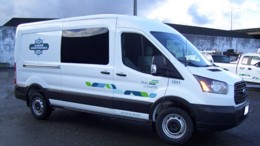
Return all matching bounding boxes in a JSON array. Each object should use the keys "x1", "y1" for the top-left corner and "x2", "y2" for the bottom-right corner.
[
  {"x1": 47, "y1": 89, "x2": 152, "y2": 114},
  {"x1": 48, "y1": 89, "x2": 113, "y2": 109},
  {"x1": 113, "y1": 98, "x2": 152, "y2": 113}
]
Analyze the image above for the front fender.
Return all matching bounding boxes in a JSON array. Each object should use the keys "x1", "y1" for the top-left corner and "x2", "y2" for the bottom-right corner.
[{"x1": 149, "y1": 96, "x2": 198, "y2": 121}]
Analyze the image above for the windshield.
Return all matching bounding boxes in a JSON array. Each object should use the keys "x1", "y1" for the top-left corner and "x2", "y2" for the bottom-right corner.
[
  {"x1": 212, "y1": 55, "x2": 230, "y2": 63},
  {"x1": 151, "y1": 31, "x2": 212, "y2": 67}
]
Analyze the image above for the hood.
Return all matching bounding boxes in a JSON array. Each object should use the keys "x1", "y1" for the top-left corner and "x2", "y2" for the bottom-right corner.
[{"x1": 187, "y1": 66, "x2": 243, "y2": 85}]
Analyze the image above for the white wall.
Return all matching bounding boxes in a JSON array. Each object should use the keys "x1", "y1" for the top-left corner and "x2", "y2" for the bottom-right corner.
[
  {"x1": 0, "y1": 27, "x2": 16, "y2": 67},
  {"x1": 185, "y1": 34, "x2": 260, "y2": 53}
]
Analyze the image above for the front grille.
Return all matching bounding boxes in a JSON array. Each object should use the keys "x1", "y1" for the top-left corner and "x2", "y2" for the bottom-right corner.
[{"x1": 234, "y1": 81, "x2": 247, "y2": 104}]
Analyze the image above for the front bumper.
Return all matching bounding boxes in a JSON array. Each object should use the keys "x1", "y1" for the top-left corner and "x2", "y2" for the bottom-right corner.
[{"x1": 193, "y1": 100, "x2": 249, "y2": 131}]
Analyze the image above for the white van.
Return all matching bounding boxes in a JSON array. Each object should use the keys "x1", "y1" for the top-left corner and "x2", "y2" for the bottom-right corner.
[{"x1": 14, "y1": 14, "x2": 249, "y2": 144}]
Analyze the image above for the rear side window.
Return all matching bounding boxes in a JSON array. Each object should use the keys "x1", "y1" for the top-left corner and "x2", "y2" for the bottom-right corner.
[{"x1": 61, "y1": 28, "x2": 109, "y2": 64}]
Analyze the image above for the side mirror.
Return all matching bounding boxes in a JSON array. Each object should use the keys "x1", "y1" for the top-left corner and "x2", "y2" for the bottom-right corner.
[
  {"x1": 151, "y1": 55, "x2": 168, "y2": 76},
  {"x1": 151, "y1": 55, "x2": 184, "y2": 79},
  {"x1": 255, "y1": 62, "x2": 260, "y2": 68},
  {"x1": 151, "y1": 64, "x2": 157, "y2": 74}
]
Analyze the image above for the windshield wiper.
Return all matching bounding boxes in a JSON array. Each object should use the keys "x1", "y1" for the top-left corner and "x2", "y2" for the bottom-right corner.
[
  {"x1": 178, "y1": 59, "x2": 198, "y2": 67},
  {"x1": 203, "y1": 64, "x2": 213, "y2": 67},
  {"x1": 186, "y1": 61, "x2": 198, "y2": 67}
]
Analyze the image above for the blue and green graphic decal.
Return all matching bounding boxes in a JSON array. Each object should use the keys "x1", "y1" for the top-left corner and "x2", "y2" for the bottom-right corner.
[
  {"x1": 252, "y1": 77, "x2": 260, "y2": 80},
  {"x1": 124, "y1": 90, "x2": 157, "y2": 98},
  {"x1": 149, "y1": 80, "x2": 159, "y2": 85},
  {"x1": 85, "y1": 81, "x2": 157, "y2": 98},
  {"x1": 85, "y1": 82, "x2": 116, "y2": 89},
  {"x1": 239, "y1": 74, "x2": 250, "y2": 77}
]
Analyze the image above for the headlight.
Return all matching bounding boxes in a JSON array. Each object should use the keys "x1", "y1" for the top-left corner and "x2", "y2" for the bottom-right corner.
[{"x1": 194, "y1": 75, "x2": 228, "y2": 94}]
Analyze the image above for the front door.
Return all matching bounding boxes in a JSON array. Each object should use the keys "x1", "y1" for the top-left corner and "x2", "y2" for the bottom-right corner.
[{"x1": 112, "y1": 29, "x2": 169, "y2": 120}]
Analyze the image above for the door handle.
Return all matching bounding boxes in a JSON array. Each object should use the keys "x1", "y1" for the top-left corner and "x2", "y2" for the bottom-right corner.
[
  {"x1": 101, "y1": 71, "x2": 110, "y2": 75},
  {"x1": 116, "y1": 73, "x2": 127, "y2": 77},
  {"x1": 240, "y1": 67, "x2": 245, "y2": 70},
  {"x1": 248, "y1": 68, "x2": 251, "y2": 70}
]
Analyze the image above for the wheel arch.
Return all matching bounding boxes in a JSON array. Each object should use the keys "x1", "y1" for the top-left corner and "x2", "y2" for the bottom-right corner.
[
  {"x1": 25, "y1": 84, "x2": 47, "y2": 106},
  {"x1": 149, "y1": 96, "x2": 198, "y2": 123}
]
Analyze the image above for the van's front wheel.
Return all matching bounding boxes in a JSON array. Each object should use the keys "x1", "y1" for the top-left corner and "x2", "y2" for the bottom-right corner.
[
  {"x1": 156, "y1": 107, "x2": 193, "y2": 145},
  {"x1": 29, "y1": 91, "x2": 51, "y2": 120}
]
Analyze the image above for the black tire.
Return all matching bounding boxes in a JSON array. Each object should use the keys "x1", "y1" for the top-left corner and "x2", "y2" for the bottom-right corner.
[
  {"x1": 29, "y1": 91, "x2": 51, "y2": 120},
  {"x1": 156, "y1": 107, "x2": 194, "y2": 145}
]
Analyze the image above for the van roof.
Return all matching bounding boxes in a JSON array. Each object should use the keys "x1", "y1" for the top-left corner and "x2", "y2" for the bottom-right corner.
[
  {"x1": 19, "y1": 14, "x2": 119, "y2": 26},
  {"x1": 17, "y1": 14, "x2": 179, "y2": 34}
]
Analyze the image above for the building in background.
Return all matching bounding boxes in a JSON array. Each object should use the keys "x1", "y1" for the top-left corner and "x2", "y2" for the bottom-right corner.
[
  {"x1": 236, "y1": 28, "x2": 260, "y2": 39},
  {"x1": 0, "y1": 26, "x2": 15, "y2": 67},
  {"x1": 0, "y1": 18, "x2": 52, "y2": 67},
  {"x1": 0, "y1": 17, "x2": 260, "y2": 67},
  {"x1": 167, "y1": 24, "x2": 260, "y2": 54}
]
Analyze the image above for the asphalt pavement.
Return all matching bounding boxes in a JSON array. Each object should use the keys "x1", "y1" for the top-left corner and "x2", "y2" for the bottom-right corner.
[{"x1": 0, "y1": 68, "x2": 260, "y2": 146}]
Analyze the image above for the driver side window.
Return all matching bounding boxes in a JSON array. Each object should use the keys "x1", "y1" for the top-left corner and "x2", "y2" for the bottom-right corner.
[{"x1": 121, "y1": 33, "x2": 163, "y2": 74}]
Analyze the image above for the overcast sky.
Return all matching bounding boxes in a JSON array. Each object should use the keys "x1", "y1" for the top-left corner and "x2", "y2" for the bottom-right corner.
[{"x1": 0, "y1": 0, "x2": 259, "y2": 30}]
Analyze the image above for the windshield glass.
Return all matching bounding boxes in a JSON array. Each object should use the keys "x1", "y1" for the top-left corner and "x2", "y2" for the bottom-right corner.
[
  {"x1": 212, "y1": 55, "x2": 230, "y2": 63},
  {"x1": 151, "y1": 31, "x2": 212, "y2": 67}
]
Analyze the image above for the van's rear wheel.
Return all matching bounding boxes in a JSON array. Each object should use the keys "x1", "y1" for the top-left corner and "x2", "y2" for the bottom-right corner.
[
  {"x1": 156, "y1": 107, "x2": 193, "y2": 145},
  {"x1": 29, "y1": 91, "x2": 51, "y2": 120}
]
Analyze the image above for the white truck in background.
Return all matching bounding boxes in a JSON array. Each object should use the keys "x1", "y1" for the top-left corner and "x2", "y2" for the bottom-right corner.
[{"x1": 215, "y1": 53, "x2": 260, "y2": 86}]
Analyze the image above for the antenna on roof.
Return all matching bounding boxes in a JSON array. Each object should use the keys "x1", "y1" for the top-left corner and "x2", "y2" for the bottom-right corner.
[{"x1": 133, "y1": 0, "x2": 137, "y2": 16}]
